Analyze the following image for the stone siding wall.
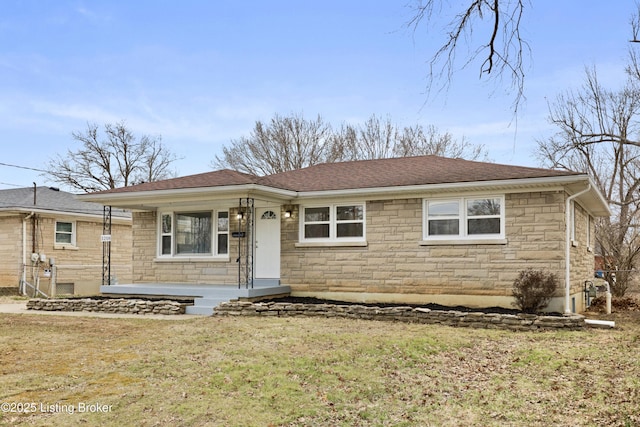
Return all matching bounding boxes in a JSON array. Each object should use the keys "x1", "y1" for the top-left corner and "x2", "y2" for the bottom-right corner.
[
  {"x1": 281, "y1": 191, "x2": 581, "y2": 304},
  {"x1": 570, "y1": 202, "x2": 595, "y2": 312},
  {"x1": 214, "y1": 301, "x2": 586, "y2": 331},
  {"x1": 127, "y1": 190, "x2": 595, "y2": 312},
  {"x1": 43, "y1": 217, "x2": 132, "y2": 294},
  {"x1": 0, "y1": 213, "x2": 132, "y2": 295},
  {"x1": 0, "y1": 215, "x2": 22, "y2": 287},
  {"x1": 27, "y1": 298, "x2": 186, "y2": 315}
]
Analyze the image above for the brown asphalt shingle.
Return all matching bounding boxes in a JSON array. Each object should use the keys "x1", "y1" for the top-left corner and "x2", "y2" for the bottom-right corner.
[
  {"x1": 259, "y1": 156, "x2": 580, "y2": 192},
  {"x1": 90, "y1": 155, "x2": 580, "y2": 195},
  {"x1": 91, "y1": 169, "x2": 259, "y2": 194}
]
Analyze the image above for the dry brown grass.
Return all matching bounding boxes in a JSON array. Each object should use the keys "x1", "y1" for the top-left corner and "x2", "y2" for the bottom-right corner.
[{"x1": 1, "y1": 300, "x2": 639, "y2": 426}]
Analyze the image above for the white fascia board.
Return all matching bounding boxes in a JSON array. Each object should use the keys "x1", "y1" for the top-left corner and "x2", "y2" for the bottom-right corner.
[{"x1": 582, "y1": 176, "x2": 612, "y2": 217}]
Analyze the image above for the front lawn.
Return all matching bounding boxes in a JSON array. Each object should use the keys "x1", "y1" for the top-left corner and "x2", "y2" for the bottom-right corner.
[{"x1": 1, "y1": 307, "x2": 639, "y2": 426}]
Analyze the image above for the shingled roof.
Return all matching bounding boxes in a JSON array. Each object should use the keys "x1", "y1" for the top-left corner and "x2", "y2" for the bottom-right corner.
[
  {"x1": 0, "y1": 186, "x2": 130, "y2": 218},
  {"x1": 89, "y1": 155, "x2": 580, "y2": 195},
  {"x1": 92, "y1": 169, "x2": 259, "y2": 194},
  {"x1": 260, "y1": 155, "x2": 580, "y2": 192}
]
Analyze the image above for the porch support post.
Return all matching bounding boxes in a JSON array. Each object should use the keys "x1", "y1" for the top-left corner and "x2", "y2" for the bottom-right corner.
[
  {"x1": 237, "y1": 199, "x2": 241, "y2": 288},
  {"x1": 102, "y1": 206, "x2": 112, "y2": 287},
  {"x1": 237, "y1": 198, "x2": 254, "y2": 289}
]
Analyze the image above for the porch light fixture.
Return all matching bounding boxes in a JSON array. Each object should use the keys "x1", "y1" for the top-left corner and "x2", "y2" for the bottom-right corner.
[
  {"x1": 284, "y1": 210, "x2": 292, "y2": 218},
  {"x1": 236, "y1": 212, "x2": 244, "y2": 220}
]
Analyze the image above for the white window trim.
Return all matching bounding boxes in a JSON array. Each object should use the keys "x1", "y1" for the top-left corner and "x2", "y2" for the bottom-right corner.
[
  {"x1": 54, "y1": 220, "x2": 77, "y2": 248},
  {"x1": 422, "y1": 196, "x2": 505, "y2": 242},
  {"x1": 299, "y1": 203, "x2": 366, "y2": 243},
  {"x1": 216, "y1": 211, "x2": 230, "y2": 256},
  {"x1": 157, "y1": 210, "x2": 229, "y2": 259}
]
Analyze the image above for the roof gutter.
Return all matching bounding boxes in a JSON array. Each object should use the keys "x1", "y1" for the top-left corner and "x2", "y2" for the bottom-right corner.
[{"x1": 565, "y1": 183, "x2": 591, "y2": 314}]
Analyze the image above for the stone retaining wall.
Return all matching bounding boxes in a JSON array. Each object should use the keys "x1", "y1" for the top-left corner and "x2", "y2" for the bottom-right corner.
[
  {"x1": 214, "y1": 301, "x2": 585, "y2": 331},
  {"x1": 27, "y1": 298, "x2": 186, "y2": 315}
]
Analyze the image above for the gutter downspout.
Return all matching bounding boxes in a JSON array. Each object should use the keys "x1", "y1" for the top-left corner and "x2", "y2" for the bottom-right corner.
[{"x1": 565, "y1": 184, "x2": 591, "y2": 314}]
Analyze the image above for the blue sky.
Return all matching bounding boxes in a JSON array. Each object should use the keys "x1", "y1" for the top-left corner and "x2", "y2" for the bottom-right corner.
[{"x1": 0, "y1": 1, "x2": 635, "y2": 190}]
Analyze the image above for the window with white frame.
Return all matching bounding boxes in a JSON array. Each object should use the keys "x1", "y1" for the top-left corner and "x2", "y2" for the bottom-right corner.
[
  {"x1": 55, "y1": 221, "x2": 76, "y2": 246},
  {"x1": 216, "y1": 212, "x2": 229, "y2": 255},
  {"x1": 424, "y1": 196, "x2": 504, "y2": 240},
  {"x1": 159, "y1": 210, "x2": 229, "y2": 257},
  {"x1": 161, "y1": 214, "x2": 172, "y2": 255},
  {"x1": 301, "y1": 204, "x2": 365, "y2": 242}
]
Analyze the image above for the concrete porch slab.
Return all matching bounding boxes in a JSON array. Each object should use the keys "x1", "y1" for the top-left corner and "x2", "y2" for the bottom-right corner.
[{"x1": 100, "y1": 283, "x2": 291, "y2": 316}]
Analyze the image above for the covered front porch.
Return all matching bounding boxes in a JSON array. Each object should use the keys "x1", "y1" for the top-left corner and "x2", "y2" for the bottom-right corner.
[
  {"x1": 100, "y1": 282, "x2": 291, "y2": 315},
  {"x1": 96, "y1": 192, "x2": 292, "y2": 315}
]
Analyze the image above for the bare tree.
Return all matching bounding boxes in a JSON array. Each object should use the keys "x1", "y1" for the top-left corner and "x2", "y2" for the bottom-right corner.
[
  {"x1": 631, "y1": 1, "x2": 640, "y2": 43},
  {"x1": 537, "y1": 67, "x2": 640, "y2": 296},
  {"x1": 394, "y1": 124, "x2": 488, "y2": 160},
  {"x1": 214, "y1": 113, "x2": 487, "y2": 175},
  {"x1": 407, "y1": 0, "x2": 529, "y2": 112},
  {"x1": 339, "y1": 115, "x2": 398, "y2": 160},
  {"x1": 212, "y1": 113, "x2": 340, "y2": 176},
  {"x1": 46, "y1": 121, "x2": 178, "y2": 192},
  {"x1": 341, "y1": 115, "x2": 488, "y2": 161}
]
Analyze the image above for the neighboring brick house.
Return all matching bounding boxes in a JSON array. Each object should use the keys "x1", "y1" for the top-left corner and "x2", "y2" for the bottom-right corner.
[
  {"x1": 0, "y1": 186, "x2": 132, "y2": 295},
  {"x1": 79, "y1": 155, "x2": 610, "y2": 313}
]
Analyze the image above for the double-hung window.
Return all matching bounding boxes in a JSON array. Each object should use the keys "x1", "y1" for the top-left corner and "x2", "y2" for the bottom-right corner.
[
  {"x1": 424, "y1": 196, "x2": 504, "y2": 240},
  {"x1": 55, "y1": 221, "x2": 76, "y2": 246},
  {"x1": 159, "y1": 210, "x2": 229, "y2": 257},
  {"x1": 301, "y1": 204, "x2": 365, "y2": 242},
  {"x1": 216, "y1": 212, "x2": 229, "y2": 255}
]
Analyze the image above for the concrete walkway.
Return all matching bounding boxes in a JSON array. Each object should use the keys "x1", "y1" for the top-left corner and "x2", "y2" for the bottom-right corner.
[{"x1": 0, "y1": 302, "x2": 199, "y2": 320}]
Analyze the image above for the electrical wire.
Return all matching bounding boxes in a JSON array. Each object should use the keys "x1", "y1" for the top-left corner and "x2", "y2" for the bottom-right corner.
[
  {"x1": 0, "y1": 162, "x2": 46, "y2": 172},
  {"x1": 0, "y1": 162, "x2": 47, "y2": 188}
]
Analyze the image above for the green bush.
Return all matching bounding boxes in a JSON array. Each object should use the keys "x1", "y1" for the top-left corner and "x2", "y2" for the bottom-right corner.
[{"x1": 512, "y1": 269, "x2": 559, "y2": 313}]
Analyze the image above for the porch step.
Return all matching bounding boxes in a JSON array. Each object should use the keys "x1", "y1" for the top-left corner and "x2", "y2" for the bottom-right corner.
[
  {"x1": 99, "y1": 283, "x2": 291, "y2": 316},
  {"x1": 185, "y1": 305, "x2": 215, "y2": 315},
  {"x1": 185, "y1": 297, "x2": 229, "y2": 316},
  {"x1": 254, "y1": 278, "x2": 280, "y2": 287}
]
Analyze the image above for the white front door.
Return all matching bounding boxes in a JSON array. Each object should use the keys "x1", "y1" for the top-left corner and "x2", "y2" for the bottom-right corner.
[{"x1": 255, "y1": 207, "x2": 281, "y2": 279}]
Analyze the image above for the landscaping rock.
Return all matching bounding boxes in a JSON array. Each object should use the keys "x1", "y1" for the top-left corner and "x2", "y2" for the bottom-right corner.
[
  {"x1": 214, "y1": 300, "x2": 585, "y2": 331},
  {"x1": 27, "y1": 298, "x2": 186, "y2": 315}
]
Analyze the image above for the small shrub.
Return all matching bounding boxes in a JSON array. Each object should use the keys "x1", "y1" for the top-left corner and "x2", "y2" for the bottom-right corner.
[{"x1": 512, "y1": 269, "x2": 559, "y2": 313}]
